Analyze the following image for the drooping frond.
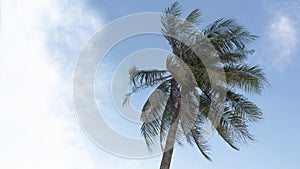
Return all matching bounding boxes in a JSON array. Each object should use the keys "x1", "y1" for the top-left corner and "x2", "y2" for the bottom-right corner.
[
  {"x1": 123, "y1": 66, "x2": 171, "y2": 106},
  {"x1": 129, "y1": 66, "x2": 170, "y2": 93},
  {"x1": 224, "y1": 64, "x2": 267, "y2": 94},
  {"x1": 140, "y1": 80, "x2": 171, "y2": 150},
  {"x1": 174, "y1": 125, "x2": 185, "y2": 147},
  {"x1": 141, "y1": 118, "x2": 161, "y2": 148},
  {"x1": 226, "y1": 90, "x2": 262, "y2": 122},
  {"x1": 218, "y1": 110, "x2": 255, "y2": 145},
  {"x1": 141, "y1": 79, "x2": 186, "y2": 151},
  {"x1": 179, "y1": 87, "x2": 200, "y2": 135},
  {"x1": 204, "y1": 18, "x2": 257, "y2": 54},
  {"x1": 141, "y1": 80, "x2": 171, "y2": 123},
  {"x1": 191, "y1": 129, "x2": 212, "y2": 161},
  {"x1": 160, "y1": 87, "x2": 175, "y2": 149},
  {"x1": 199, "y1": 91, "x2": 258, "y2": 150},
  {"x1": 216, "y1": 122, "x2": 240, "y2": 150}
]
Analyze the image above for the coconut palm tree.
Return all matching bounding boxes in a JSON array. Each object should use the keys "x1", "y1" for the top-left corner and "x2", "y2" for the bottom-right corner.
[{"x1": 125, "y1": 2, "x2": 267, "y2": 169}]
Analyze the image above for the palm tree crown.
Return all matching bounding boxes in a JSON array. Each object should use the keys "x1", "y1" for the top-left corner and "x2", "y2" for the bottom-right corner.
[{"x1": 125, "y1": 2, "x2": 267, "y2": 168}]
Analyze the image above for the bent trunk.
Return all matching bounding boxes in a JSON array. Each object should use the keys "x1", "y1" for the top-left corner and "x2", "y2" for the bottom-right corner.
[{"x1": 159, "y1": 86, "x2": 181, "y2": 169}]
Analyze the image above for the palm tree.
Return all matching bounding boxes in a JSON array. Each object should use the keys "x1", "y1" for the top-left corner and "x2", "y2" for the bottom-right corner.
[{"x1": 125, "y1": 2, "x2": 267, "y2": 169}]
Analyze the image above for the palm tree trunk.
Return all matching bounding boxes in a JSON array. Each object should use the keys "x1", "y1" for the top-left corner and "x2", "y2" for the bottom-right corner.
[{"x1": 159, "y1": 92, "x2": 181, "y2": 169}]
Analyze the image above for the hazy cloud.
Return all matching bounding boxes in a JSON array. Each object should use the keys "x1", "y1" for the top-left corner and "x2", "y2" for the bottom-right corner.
[
  {"x1": 0, "y1": 0, "x2": 161, "y2": 168},
  {"x1": 265, "y1": 0, "x2": 300, "y2": 70},
  {"x1": 0, "y1": 0, "x2": 102, "y2": 168},
  {"x1": 269, "y1": 15, "x2": 297, "y2": 68}
]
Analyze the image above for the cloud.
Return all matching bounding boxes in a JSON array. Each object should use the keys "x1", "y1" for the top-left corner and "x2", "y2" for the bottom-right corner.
[
  {"x1": 264, "y1": 0, "x2": 300, "y2": 70},
  {"x1": 0, "y1": 0, "x2": 161, "y2": 168},
  {"x1": 269, "y1": 15, "x2": 297, "y2": 68},
  {"x1": 0, "y1": 0, "x2": 102, "y2": 168}
]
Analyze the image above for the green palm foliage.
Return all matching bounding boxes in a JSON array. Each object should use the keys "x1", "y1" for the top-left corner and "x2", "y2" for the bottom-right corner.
[{"x1": 125, "y1": 2, "x2": 267, "y2": 167}]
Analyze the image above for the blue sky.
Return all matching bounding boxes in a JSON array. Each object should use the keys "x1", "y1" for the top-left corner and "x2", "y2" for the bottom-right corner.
[{"x1": 0, "y1": 0, "x2": 299, "y2": 169}]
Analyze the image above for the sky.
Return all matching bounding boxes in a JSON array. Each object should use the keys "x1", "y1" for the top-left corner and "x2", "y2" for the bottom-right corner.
[{"x1": 0, "y1": 0, "x2": 299, "y2": 169}]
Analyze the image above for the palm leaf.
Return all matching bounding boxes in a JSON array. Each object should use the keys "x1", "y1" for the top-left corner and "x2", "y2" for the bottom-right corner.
[
  {"x1": 164, "y1": 1, "x2": 181, "y2": 17},
  {"x1": 191, "y1": 129, "x2": 212, "y2": 161},
  {"x1": 160, "y1": 87, "x2": 175, "y2": 150},
  {"x1": 226, "y1": 90, "x2": 263, "y2": 122},
  {"x1": 140, "y1": 80, "x2": 171, "y2": 150},
  {"x1": 129, "y1": 66, "x2": 170, "y2": 93},
  {"x1": 204, "y1": 18, "x2": 257, "y2": 54},
  {"x1": 224, "y1": 64, "x2": 267, "y2": 94},
  {"x1": 185, "y1": 9, "x2": 201, "y2": 25},
  {"x1": 218, "y1": 109, "x2": 255, "y2": 146}
]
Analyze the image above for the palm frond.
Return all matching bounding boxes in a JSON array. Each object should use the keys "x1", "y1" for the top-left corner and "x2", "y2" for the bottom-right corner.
[
  {"x1": 191, "y1": 129, "x2": 212, "y2": 161},
  {"x1": 216, "y1": 123, "x2": 240, "y2": 150},
  {"x1": 224, "y1": 64, "x2": 267, "y2": 94},
  {"x1": 175, "y1": 125, "x2": 185, "y2": 147},
  {"x1": 164, "y1": 1, "x2": 181, "y2": 17},
  {"x1": 204, "y1": 18, "x2": 257, "y2": 54},
  {"x1": 199, "y1": 90, "x2": 256, "y2": 149},
  {"x1": 217, "y1": 109, "x2": 255, "y2": 148},
  {"x1": 129, "y1": 66, "x2": 170, "y2": 93},
  {"x1": 161, "y1": 1, "x2": 182, "y2": 35},
  {"x1": 141, "y1": 118, "x2": 161, "y2": 149},
  {"x1": 166, "y1": 54, "x2": 199, "y2": 89},
  {"x1": 179, "y1": 87, "x2": 200, "y2": 135},
  {"x1": 185, "y1": 9, "x2": 201, "y2": 25},
  {"x1": 198, "y1": 93, "x2": 239, "y2": 150},
  {"x1": 226, "y1": 90, "x2": 263, "y2": 122},
  {"x1": 141, "y1": 80, "x2": 171, "y2": 123},
  {"x1": 160, "y1": 87, "x2": 175, "y2": 150},
  {"x1": 219, "y1": 51, "x2": 250, "y2": 63},
  {"x1": 140, "y1": 80, "x2": 172, "y2": 150}
]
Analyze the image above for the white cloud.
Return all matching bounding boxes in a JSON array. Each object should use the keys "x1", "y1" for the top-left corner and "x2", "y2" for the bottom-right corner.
[
  {"x1": 0, "y1": 0, "x2": 102, "y2": 168},
  {"x1": 269, "y1": 15, "x2": 297, "y2": 69},
  {"x1": 0, "y1": 0, "x2": 164, "y2": 168},
  {"x1": 0, "y1": 0, "x2": 161, "y2": 168},
  {"x1": 264, "y1": 0, "x2": 300, "y2": 70}
]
